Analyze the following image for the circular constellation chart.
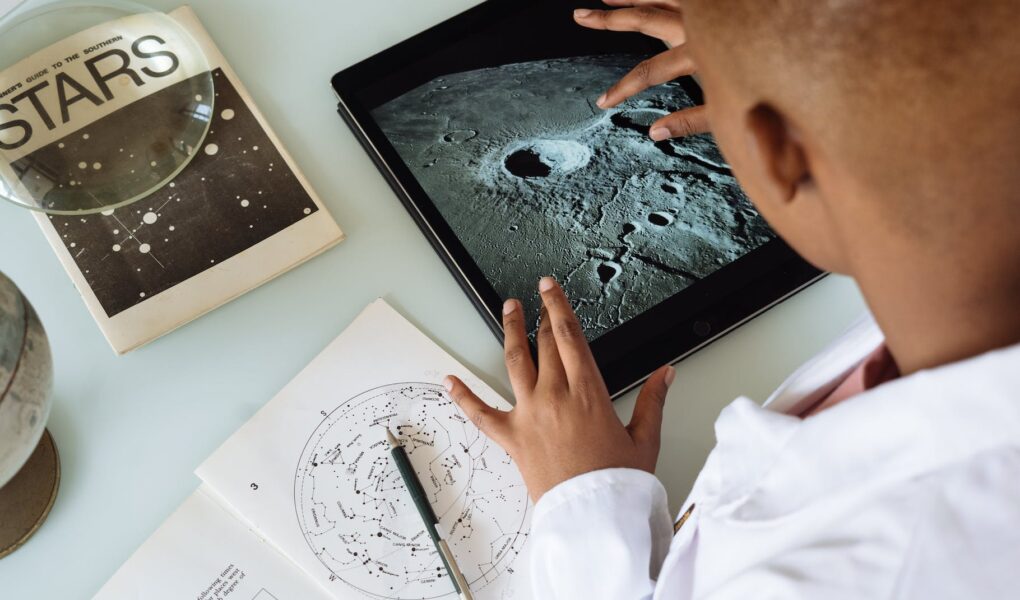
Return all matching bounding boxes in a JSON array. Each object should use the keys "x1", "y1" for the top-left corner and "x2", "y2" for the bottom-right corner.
[{"x1": 294, "y1": 382, "x2": 529, "y2": 599}]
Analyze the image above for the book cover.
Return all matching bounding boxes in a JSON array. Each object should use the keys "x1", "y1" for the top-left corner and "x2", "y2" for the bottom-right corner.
[{"x1": 0, "y1": 6, "x2": 344, "y2": 354}]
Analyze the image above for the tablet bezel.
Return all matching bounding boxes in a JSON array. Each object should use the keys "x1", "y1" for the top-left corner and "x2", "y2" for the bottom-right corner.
[{"x1": 331, "y1": 0, "x2": 824, "y2": 397}]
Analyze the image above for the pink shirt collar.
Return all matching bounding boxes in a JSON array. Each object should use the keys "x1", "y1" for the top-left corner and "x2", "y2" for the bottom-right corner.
[{"x1": 799, "y1": 343, "x2": 900, "y2": 418}]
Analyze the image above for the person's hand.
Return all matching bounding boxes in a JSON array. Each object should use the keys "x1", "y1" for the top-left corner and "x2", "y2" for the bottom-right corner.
[
  {"x1": 574, "y1": 0, "x2": 710, "y2": 141},
  {"x1": 445, "y1": 277, "x2": 676, "y2": 502}
]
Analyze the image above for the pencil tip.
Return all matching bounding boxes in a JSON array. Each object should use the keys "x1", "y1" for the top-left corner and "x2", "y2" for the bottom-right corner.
[{"x1": 385, "y1": 428, "x2": 399, "y2": 448}]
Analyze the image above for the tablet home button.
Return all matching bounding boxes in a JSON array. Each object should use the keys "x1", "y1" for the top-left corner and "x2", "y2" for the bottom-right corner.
[{"x1": 692, "y1": 320, "x2": 712, "y2": 337}]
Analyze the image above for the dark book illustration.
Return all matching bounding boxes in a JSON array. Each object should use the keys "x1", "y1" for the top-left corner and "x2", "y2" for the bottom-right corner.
[{"x1": 40, "y1": 69, "x2": 319, "y2": 318}]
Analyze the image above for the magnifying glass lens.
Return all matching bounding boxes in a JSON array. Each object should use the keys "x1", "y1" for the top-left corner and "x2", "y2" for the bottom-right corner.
[{"x1": 0, "y1": 1, "x2": 214, "y2": 215}]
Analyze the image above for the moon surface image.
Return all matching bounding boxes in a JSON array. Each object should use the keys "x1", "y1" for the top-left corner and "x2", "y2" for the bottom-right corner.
[{"x1": 374, "y1": 54, "x2": 775, "y2": 340}]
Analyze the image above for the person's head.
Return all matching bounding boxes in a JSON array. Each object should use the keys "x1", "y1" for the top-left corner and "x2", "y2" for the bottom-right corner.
[{"x1": 682, "y1": 0, "x2": 1020, "y2": 283}]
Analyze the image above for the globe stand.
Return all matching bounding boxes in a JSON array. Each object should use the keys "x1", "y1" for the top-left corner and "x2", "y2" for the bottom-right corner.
[{"x1": 0, "y1": 430, "x2": 60, "y2": 559}]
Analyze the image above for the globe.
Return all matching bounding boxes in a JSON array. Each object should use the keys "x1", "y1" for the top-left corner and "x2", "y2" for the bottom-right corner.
[{"x1": 0, "y1": 270, "x2": 53, "y2": 489}]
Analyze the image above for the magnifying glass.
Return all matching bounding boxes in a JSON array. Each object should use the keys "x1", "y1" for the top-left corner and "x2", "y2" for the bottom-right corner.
[{"x1": 0, "y1": 0, "x2": 214, "y2": 215}]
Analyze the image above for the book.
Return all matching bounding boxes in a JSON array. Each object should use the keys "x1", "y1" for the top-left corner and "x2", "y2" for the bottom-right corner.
[
  {"x1": 96, "y1": 299, "x2": 533, "y2": 599},
  {"x1": 0, "y1": 6, "x2": 344, "y2": 354}
]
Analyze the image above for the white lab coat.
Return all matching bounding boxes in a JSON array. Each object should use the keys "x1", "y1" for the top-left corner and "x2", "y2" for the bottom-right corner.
[{"x1": 529, "y1": 316, "x2": 1020, "y2": 599}]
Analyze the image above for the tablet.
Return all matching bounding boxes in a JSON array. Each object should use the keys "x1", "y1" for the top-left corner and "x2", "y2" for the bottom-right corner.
[{"x1": 331, "y1": 0, "x2": 823, "y2": 397}]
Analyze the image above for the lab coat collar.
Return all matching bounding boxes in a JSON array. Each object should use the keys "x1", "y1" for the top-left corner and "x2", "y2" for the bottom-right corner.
[
  {"x1": 699, "y1": 316, "x2": 1020, "y2": 519},
  {"x1": 764, "y1": 313, "x2": 885, "y2": 415}
]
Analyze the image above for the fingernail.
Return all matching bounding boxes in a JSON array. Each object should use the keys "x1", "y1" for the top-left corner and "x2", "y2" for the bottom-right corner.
[
  {"x1": 664, "y1": 366, "x2": 676, "y2": 388},
  {"x1": 574, "y1": 8, "x2": 592, "y2": 18},
  {"x1": 650, "y1": 127, "x2": 670, "y2": 142},
  {"x1": 442, "y1": 376, "x2": 454, "y2": 392},
  {"x1": 596, "y1": 93, "x2": 607, "y2": 108},
  {"x1": 502, "y1": 299, "x2": 518, "y2": 315},
  {"x1": 539, "y1": 276, "x2": 556, "y2": 292}
]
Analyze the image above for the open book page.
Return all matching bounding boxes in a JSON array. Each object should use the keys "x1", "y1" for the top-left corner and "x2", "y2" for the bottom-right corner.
[
  {"x1": 197, "y1": 299, "x2": 532, "y2": 599},
  {"x1": 95, "y1": 485, "x2": 333, "y2": 600}
]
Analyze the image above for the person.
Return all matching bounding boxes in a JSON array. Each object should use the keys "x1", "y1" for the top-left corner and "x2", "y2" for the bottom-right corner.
[{"x1": 444, "y1": 0, "x2": 1020, "y2": 598}]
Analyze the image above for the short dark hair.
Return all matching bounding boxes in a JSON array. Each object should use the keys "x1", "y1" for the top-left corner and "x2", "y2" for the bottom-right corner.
[{"x1": 687, "y1": 0, "x2": 1020, "y2": 223}]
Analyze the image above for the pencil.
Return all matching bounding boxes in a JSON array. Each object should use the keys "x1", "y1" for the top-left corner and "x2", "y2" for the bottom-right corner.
[{"x1": 386, "y1": 429, "x2": 474, "y2": 600}]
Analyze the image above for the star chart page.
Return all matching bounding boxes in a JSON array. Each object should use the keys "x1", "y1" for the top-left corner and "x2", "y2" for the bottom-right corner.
[{"x1": 197, "y1": 300, "x2": 532, "y2": 599}]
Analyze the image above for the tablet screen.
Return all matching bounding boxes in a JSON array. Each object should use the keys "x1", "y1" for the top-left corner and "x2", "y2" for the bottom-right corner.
[
  {"x1": 333, "y1": 0, "x2": 821, "y2": 395},
  {"x1": 372, "y1": 55, "x2": 773, "y2": 341}
]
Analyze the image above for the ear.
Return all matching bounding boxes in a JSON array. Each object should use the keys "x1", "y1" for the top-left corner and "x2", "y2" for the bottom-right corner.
[
  {"x1": 741, "y1": 102, "x2": 850, "y2": 274},
  {"x1": 744, "y1": 103, "x2": 811, "y2": 206}
]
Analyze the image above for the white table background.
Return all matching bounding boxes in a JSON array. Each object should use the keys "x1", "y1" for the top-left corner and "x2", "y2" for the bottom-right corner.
[{"x1": 0, "y1": 1, "x2": 867, "y2": 597}]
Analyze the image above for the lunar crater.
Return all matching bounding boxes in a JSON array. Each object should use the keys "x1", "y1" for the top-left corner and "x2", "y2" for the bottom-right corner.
[
  {"x1": 443, "y1": 129, "x2": 478, "y2": 143},
  {"x1": 610, "y1": 108, "x2": 667, "y2": 135},
  {"x1": 502, "y1": 139, "x2": 592, "y2": 179}
]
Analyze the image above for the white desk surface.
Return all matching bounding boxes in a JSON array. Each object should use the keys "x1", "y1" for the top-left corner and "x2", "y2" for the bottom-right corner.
[{"x1": 0, "y1": 1, "x2": 867, "y2": 597}]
